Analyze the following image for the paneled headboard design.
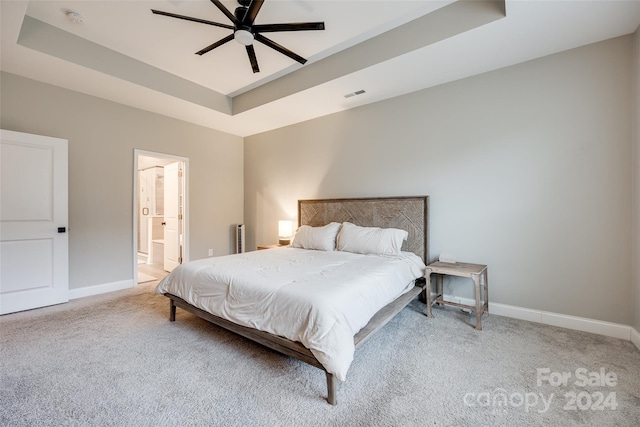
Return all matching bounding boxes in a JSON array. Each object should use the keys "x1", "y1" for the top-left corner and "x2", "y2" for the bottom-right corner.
[{"x1": 298, "y1": 196, "x2": 429, "y2": 263}]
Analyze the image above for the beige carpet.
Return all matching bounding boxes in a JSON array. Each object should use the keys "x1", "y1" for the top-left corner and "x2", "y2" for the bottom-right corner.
[
  {"x1": 137, "y1": 272, "x2": 157, "y2": 283},
  {"x1": 1, "y1": 283, "x2": 639, "y2": 426}
]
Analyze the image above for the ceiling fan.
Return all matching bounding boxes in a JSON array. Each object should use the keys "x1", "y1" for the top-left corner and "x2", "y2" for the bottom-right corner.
[{"x1": 151, "y1": 0, "x2": 325, "y2": 73}]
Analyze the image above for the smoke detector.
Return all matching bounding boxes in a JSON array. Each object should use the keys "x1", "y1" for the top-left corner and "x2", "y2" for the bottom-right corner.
[{"x1": 64, "y1": 10, "x2": 84, "y2": 23}]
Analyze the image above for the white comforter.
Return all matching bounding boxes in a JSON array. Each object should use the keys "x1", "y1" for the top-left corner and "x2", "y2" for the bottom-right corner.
[{"x1": 155, "y1": 247, "x2": 426, "y2": 380}]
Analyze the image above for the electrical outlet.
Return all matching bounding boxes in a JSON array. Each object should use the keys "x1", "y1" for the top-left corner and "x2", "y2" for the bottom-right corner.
[{"x1": 208, "y1": 249, "x2": 213, "y2": 256}]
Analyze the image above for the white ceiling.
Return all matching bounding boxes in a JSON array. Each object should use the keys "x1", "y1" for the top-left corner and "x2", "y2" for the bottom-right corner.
[{"x1": 2, "y1": 1, "x2": 640, "y2": 137}]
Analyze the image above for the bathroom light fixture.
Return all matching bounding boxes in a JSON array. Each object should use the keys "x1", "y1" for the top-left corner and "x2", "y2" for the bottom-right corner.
[{"x1": 278, "y1": 220, "x2": 293, "y2": 245}]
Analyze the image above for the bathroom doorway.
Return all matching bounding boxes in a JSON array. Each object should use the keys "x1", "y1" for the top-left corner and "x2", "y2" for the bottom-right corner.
[{"x1": 133, "y1": 150, "x2": 188, "y2": 285}]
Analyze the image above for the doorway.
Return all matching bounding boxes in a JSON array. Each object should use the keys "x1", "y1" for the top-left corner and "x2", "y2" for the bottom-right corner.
[{"x1": 133, "y1": 150, "x2": 188, "y2": 285}]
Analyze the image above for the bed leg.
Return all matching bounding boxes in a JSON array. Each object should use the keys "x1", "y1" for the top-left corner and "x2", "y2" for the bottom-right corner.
[
  {"x1": 326, "y1": 372, "x2": 337, "y2": 405},
  {"x1": 169, "y1": 299, "x2": 176, "y2": 322},
  {"x1": 424, "y1": 270, "x2": 434, "y2": 317}
]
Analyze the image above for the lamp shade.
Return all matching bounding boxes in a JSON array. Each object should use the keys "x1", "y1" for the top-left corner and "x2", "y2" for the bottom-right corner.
[{"x1": 278, "y1": 220, "x2": 293, "y2": 245}]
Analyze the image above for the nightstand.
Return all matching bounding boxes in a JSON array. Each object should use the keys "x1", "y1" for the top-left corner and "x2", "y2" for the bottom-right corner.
[
  {"x1": 257, "y1": 244, "x2": 288, "y2": 250},
  {"x1": 425, "y1": 261, "x2": 489, "y2": 330}
]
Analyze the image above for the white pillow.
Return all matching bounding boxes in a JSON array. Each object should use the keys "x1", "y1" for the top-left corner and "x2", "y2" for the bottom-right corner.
[
  {"x1": 291, "y1": 222, "x2": 341, "y2": 251},
  {"x1": 336, "y1": 222, "x2": 408, "y2": 256}
]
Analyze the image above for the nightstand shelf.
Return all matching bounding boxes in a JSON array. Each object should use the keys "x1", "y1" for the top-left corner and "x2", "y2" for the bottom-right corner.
[
  {"x1": 257, "y1": 244, "x2": 288, "y2": 250},
  {"x1": 425, "y1": 261, "x2": 489, "y2": 330}
]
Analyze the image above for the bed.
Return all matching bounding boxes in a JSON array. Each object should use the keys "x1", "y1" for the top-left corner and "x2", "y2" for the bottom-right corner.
[{"x1": 156, "y1": 196, "x2": 429, "y2": 404}]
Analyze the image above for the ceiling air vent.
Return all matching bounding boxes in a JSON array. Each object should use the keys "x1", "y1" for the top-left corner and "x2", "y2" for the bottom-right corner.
[{"x1": 344, "y1": 90, "x2": 366, "y2": 98}]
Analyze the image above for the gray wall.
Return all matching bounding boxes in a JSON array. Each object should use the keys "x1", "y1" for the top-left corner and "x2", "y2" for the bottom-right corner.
[
  {"x1": 245, "y1": 36, "x2": 635, "y2": 325},
  {"x1": 633, "y1": 27, "x2": 640, "y2": 333},
  {"x1": 1, "y1": 72, "x2": 244, "y2": 290}
]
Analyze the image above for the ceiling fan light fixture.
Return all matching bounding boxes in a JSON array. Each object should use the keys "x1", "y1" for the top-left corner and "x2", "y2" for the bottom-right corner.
[
  {"x1": 234, "y1": 29, "x2": 254, "y2": 46},
  {"x1": 152, "y1": 1, "x2": 325, "y2": 72}
]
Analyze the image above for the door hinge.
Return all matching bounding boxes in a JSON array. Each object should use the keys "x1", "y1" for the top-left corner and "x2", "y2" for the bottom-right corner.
[
  {"x1": 178, "y1": 214, "x2": 183, "y2": 220},
  {"x1": 178, "y1": 257, "x2": 183, "y2": 264},
  {"x1": 178, "y1": 170, "x2": 183, "y2": 177}
]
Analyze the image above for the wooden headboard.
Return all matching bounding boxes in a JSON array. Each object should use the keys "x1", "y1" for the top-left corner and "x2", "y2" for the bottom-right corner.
[{"x1": 298, "y1": 196, "x2": 429, "y2": 263}]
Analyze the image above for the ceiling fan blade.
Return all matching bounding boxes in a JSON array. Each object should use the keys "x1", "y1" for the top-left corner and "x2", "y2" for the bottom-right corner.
[
  {"x1": 246, "y1": 45, "x2": 260, "y2": 73},
  {"x1": 252, "y1": 22, "x2": 325, "y2": 33},
  {"x1": 210, "y1": 0, "x2": 240, "y2": 26},
  {"x1": 196, "y1": 34, "x2": 234, "y2": 56},
  {"x1": 242, "y1": 0, "x2": 264, "y2": 25},
  {"x1": 255, "y1": 33, "x2": 307, "y2": 65},
  {"x1": 151, "y1": 9, "x2": 234, "y2": 30}
]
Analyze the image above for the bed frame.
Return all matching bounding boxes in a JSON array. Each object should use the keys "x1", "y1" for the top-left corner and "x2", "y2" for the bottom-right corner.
[{"x1": 164, "y1": 196, "x2": 429, "y2": 405}]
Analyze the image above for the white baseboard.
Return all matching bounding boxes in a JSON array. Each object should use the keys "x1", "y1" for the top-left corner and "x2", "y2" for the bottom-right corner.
[
  {"x1": 631, "y1": 327, "x2": 640, "y2": 351},
  {"x1": 66, "y1": 285, "x2": 640, "y2": 350},
  {"x1": 68, "y1": 279, "x2": 134, "y2": 300},
  {"x1": 538, "y1": 310, "x2": 630, "y2": 340},
  {"x1": 437, "y1": 294, "x2": 632, "y2": 342}
]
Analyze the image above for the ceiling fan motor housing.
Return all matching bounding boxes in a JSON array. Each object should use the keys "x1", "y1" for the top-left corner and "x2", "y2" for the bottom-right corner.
[
  {"x1": 233, "y1": 5, "x2": 254, "y2": 45},
  {"x1": 234, "y1": 7, "x2": 249, "y2": 23}
]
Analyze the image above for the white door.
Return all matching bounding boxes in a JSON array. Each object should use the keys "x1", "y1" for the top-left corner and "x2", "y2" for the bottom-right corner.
[
  {"x1": 138, "y1": 170, "x2": 149, "y2": 254},
  {"x1": 163, "y1": 162, "x2": 180, "y2": 272},
  {"x1": 0, "y1": 129, "x2": 68, "y2": 315}
]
